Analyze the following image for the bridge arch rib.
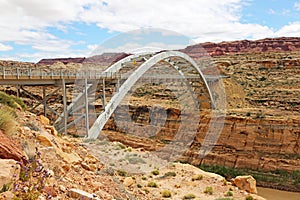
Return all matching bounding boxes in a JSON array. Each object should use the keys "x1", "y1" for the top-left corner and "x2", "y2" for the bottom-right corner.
[{"x1": 88, "y1": 51, "x2": 215, "y2": 139}]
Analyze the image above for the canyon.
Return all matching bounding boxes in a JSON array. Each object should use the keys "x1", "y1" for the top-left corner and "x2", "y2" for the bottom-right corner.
[{"x1": 0, "y1": 37, "x2": 300, "y2": 193}]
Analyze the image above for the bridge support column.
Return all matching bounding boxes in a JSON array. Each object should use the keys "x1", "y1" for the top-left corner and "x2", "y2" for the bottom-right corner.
[
  {"x1": 62, "y1": 79, "x2": 67, "y2": 135},
  {"x1": 43, "y1": 86, "x2": 46, "y2": 116},
  {"x1": 84, "y1": 78, "x2": 89, "y2": 136},
  {"x1": 102, "y1": 78, "x2": 106, "y2": 109}
]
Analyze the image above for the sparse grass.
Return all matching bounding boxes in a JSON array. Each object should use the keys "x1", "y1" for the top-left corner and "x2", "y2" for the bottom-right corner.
[
  {"x1": 191, "y1": 174, "x2": 203, "y2": 181},
  {"x1": 0, "y1": 106, "x2": 18, "y2": 136},
  {"x1": 147, "y1": 181, "x2": 158, "y2": 188},
  {"x1": 204, "y1": 186, "x2": 213, "y2": 195},
  {"x1": 125, "y1": 154, "x2": 146, "y2": 164},
  {"x1": 0, "y1": 91, "x2": 26, "y2": 110},
  {"x1": 183, "y1": 193, "x2": 196, "y2": 199},
  {"x1": 161, "y1": 189, "x2": 172, "y2": 198}
]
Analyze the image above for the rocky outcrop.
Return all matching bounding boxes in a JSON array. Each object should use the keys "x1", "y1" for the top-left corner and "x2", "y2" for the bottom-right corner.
[
  {"x1": 232, "y1": 175, "x2": 257, "y2": 194},
  {"x1": 0, "y1": 130, "x2": 27, "y2": 162},
  {"x1": 182, "y1": 37, "x2": 300, "y2": 57}
]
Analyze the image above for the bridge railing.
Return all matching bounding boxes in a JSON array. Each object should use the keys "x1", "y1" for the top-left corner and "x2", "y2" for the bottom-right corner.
[{"x1": 0, "y1": 67, "x2": 120, "y2": 80}]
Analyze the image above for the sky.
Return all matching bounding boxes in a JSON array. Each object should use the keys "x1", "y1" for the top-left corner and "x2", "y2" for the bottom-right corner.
[{"x1": 0, "y1": 0, "x2": 299, "y2": 62}]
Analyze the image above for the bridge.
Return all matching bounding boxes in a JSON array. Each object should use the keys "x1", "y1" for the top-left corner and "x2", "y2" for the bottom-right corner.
[{"x1": 0, "y1": 51, "x2": 225, "y2": 139}]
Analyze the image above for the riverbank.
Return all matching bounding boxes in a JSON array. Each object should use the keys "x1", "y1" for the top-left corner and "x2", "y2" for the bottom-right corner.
[{"x1": 197, "y1": 164, "x2": 300, "y2": 193}]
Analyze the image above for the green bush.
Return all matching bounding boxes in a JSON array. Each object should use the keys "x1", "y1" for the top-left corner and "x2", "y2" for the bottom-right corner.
[
  {"x1": 204, "y1": 186, "x2": 213, "y2": 195},
  {"x1": 245, "y1": 195, "x2": 254, "y2": 200},
  {"x1": 225, "y1": 191, "x2": 233, "y2": 196},
  {"x1": 151, "y1": 170, "x2": 160, "y2": 176},
  {"x1": 147, "y1": 181, "x2": 158, "y2": 188}
]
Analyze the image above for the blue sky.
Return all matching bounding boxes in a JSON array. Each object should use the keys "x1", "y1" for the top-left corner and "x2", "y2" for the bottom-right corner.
[{"x1": 0, "y1": 0, "x2": 299, "y2": 62}]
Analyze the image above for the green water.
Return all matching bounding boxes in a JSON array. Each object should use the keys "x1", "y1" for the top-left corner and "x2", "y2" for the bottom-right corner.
[{"x1": 257, "y1": 187, "x2": 300, "y2": 200}]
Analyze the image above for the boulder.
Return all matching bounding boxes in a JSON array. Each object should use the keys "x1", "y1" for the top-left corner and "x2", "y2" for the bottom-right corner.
[
  {"x1": 0, "y1": 159, "x2": 20, "y2": 190},
  {"x1": 123, "y1": 177, "x2": 134, "y2": 187},
  {"x1": 0, "y1": 191, "x2": 14, "y2": 200},
  {"x1": 39, "y1": 115, "x2": 50, "y2": 125},
  {"x1": 44, "y1": 125, "x2": 58, "y2": 136},
  {"x1": 0, "y1": 130, "x2": 27, "y2": 162},
  {"x1": 37, "y1": 134, "x2": 54, "y2": 147},
  {"x1": 232, "y1": 175, "x2": 257, "y2": 194}
]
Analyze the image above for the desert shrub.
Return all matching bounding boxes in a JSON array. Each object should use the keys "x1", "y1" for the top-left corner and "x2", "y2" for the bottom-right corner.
[
  {"x1": 215, "y1": 198, "x2": 234, "y2": 200},
  {"x1": 164, "y1": 171, "x2": 176, "y2": 177},
  {"x1": 151, "y1": 170, "x2": 159, "y2": 176},
  {"x1": 117, "y1": 170, "x2": 127, "y2": 177},
  {"x1": 191, "y1": 174, "x2": 203, "y2": 181},
  {"x1": 183, "y1": 193, "x2": 196, "y2": 199},
  {"x1": 204, "y1": 186, "x2": 213, "y2": 195},
  {"x1": 0, "y1": 106, "x2": 18, "y2": 136},
  {"x1": 245, "y1": 195, "x2": 254, "y2": 200},
  {"x1": 147, "y1": 181, "x2": 158, "y2": 187},
  {"x1": 225, "y1": 191, "x2": 233, "y2": 196},
  {"x1": 137, "y1": 184, "x2": 142, "y2": 188},
  {"x1": 161, "y1": 189, "x2": 172, "y2": 198}
]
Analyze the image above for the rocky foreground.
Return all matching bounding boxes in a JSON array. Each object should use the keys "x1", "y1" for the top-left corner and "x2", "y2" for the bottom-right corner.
[{"x1": 0, "y1": 108, "x2": 265, "y2": 200}]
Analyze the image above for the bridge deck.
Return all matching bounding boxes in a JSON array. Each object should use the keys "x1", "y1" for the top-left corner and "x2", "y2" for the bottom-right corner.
[{"x1": 0, "y1": 67, "x2": 225, "y2": 85}]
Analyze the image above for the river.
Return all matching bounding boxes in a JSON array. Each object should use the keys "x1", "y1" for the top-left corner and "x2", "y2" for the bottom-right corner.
[{"x1": 257, "y1": 187, "x2": 300, "y2": 200}]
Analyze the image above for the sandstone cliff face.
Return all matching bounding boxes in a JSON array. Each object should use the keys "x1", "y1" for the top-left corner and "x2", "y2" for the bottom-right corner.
[
  {"x1": 104, "y1": 106, "x2": 300, "y2": 173},
  {"x1": 185, "y1": 115, "x2": 300, "y2": 172}
]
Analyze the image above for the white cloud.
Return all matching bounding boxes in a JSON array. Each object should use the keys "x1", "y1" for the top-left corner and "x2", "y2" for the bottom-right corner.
[
  {"x1": 0, "y1": 0, "x2": 298, "y2": 61},
  {"x1": 275, "y1": 22, "x2": 300, "y2": 37},
  {"x1": 91, "y1": 42, "x2": 187, "y2": 55},
  {"x1": 294, "y1": 2, "x2": 300, "y2": 10},
  {"x1": 0, "y1": 43, "x2": 13, "y2": 51}
]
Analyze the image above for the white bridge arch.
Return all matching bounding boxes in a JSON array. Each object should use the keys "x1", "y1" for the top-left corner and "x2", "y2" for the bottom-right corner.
[{"x1": 88, "y1": 51, "x2": 215, "y2": 139}]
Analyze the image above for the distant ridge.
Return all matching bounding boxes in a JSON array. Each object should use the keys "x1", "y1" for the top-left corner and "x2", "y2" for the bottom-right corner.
[
  {"x1": 35, "y1": 37, "x2": 300, "y2": 64},
  {"x1": 182, "y1": 37, "x2": 300, "y2": 57}
]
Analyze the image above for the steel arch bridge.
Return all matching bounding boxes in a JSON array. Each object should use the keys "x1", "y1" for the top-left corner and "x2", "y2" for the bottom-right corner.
[{"x1": 86, "y1": 51, "x2": 216, "y2": 139}]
